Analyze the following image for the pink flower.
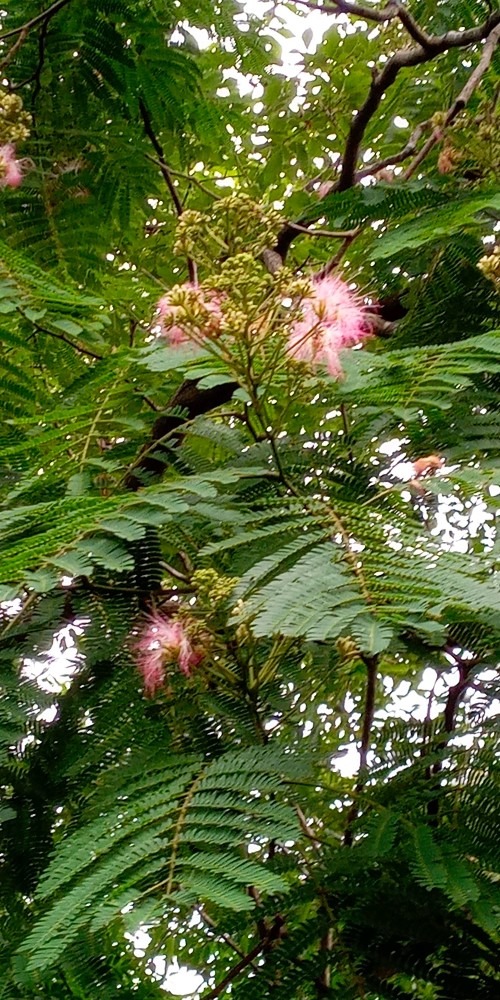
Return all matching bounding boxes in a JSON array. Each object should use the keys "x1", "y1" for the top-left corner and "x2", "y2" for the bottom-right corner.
[
  {"x1": 288, "y1": 275, "x2": 368, "y2": 377},
  {"x1": 134, "y1": 613, "x2": 203, "y2": 695},
  {"x1": 0, "y1": 144, "x2": 23, "y2": 189},
  {"x1": 156, "y1": 284, "x2": 224, "y2": 346}
]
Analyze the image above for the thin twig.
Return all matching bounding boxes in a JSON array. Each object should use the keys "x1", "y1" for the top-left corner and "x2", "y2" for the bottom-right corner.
[
  {"x1": 202, "y1": 917, "x2": 285, "y2": 1000},
  {"x1": 316, "y1": 229, "x2": 361, "y2": 277},
  {"x1": 139, "y1": 101, "x2": 197, "y2": 284},
  {"x1": 340, "y1": 402, "x2": 355, "y2": 465},
  {"x1": 32, "y1": 321, "x2": 104, "y2": 361},
  {"x1": 200, "y1": 909, "x2": 261, "y2": 973},
  {"x1": 0, "y1": 26, "x2": 27, "y2": 72},
  {"x1": 354, "y1": 121, "x2": 428, "y2": 180},
  {"x1": 289, "y1": 221, "x2": 359, "y2": 238},
  {"x1": 145, "y1": 154, "x2": 219, "y2": 199},
  {"x1": 291, "y1": 0, "x2": 400, "y2": 24}
]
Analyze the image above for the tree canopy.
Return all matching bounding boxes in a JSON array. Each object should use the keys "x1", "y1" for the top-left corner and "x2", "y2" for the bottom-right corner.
[{"x1": 0, "y1": 1, "x2": 500, "y2": 997}]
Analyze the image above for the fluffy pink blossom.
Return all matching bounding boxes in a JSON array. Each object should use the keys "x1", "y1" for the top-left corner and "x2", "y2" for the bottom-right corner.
[
  {"x1": 156, "y1": 283, "x2": 224, "y2": 346},
  {"x1": 134, "y1": 613, "x2": 203, "y2": 695},
  {"x1": 0, "y1": 144, "x2": 23, "y2": 189},
  {"x1": 288, "y1": 275, "x2": 368, "y2": 377}
]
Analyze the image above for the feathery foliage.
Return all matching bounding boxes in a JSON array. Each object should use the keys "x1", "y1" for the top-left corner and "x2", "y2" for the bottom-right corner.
[{"x1": 0, "y1": 1, "x2": 499, "y2": 998}]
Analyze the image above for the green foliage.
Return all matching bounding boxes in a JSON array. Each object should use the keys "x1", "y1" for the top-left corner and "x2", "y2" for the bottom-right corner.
[{"x1": 0, "y1": 0, "x2": 499, "y2": 998}]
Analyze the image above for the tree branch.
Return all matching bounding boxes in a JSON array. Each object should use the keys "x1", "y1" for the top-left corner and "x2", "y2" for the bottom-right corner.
[
  {"x1": 0, "y1": 26, "x2": 27, "y2": 73},
  {"x1": 0, "y1": 0, "x2": 73, "y2": 41},
  {"x1": 201, "y1": 916, "x2": 285, "y2": 1000},
  {"x1": 403, "y1": 22, "x2": 500, "y2": 179},
  {"x1": 337, "y1": 11, "x2": 500, "y2": 190},
  {"x1": 200, "y1": 909, "x2": 261, "y2": 973},
  {"x1": 354, "y1": 120, "x2": 428, "y2": 180},
  {"x1": 291, "y1": 0, "x2": 400, "y2": 24},
  {"x1": 344, "y1": 653, "x2": 378, "y2": 846},
  {"x1": 427, "y1": 648, "x2": 480, "y2": 821},
  {"x1": 30, "y1": 321, "x2": 104, "y2": 361},
  {"x1": 139, "y1": 99, "x2": 197, "y2": 283},
  {"x1": 124, "y1": 379, "x2": 239, "y2": 490},
  {"x1": 145, "y1": 154, "x2": 219, "y2": 200}
]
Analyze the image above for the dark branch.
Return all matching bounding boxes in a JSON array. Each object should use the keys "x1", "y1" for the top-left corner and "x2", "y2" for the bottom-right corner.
[
  {"x1": 31, "y1": 321, "x2": 104, "y2": 361},
  {"x1": 31, "y1": 14, "x2": 51, "y2": 105},
  {"x1": 403, "y1": 22, "x2": 500, "y2": 179},
  {"x1": 139, "y1": 100, "x2": 197, "y2": 283},
  {"x1": 338, "y1": 11, "x2": 500, "y2": 190},
  {"x1": 124, "y1": 379, "x2": 238, "y2": 491},
  {"x1": 201, "y1": 916, "x2": 285, "y2": 1000},
  {"x1": 139, "y1": 100, "x2": 183, "y2": 217},
  {"x1": 0, "y1": 0, "x2": 72, "y2": 41},
  {"x1": 344, "y1": 654, "x2": 378, "y2": 846},
  {"x1": 200, "y1": 909, "x2": 261, "y2": 973},
  {"x1": 291, "y1": 0, "x2": 400, "y2": 24},
  {"x1": 427, "y1": 648, "x2": 480, "y2": 821}
]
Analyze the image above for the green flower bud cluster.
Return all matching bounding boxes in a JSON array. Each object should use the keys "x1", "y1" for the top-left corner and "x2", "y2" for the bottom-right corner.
[
  {"x1": 0, "y1": 90, "x2": 31, "y2": 144},
  {"x1": 478, "y1": 246, "x2": 500, "y2": 289},
  {"x1": 215, "y1": 253, "x2": 272, "y2": 301},
  {"x1": 283, "y1": 274, "x2": 314, "y2": 302},
  {"x1": 173, "y1": 210, "x2": 216, "y2": 262},
  {"x1": 192, "y1": 568, "x2": 238, "y2": 608},
  {"x1": 212, "y1": 193, "x2": 283, "y2": 256},
  {"x1": 173, "y1": 195, "x2": 283, "y2": 265}
]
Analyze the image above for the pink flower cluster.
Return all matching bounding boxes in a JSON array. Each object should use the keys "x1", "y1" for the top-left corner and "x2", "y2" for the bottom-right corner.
[
  {"x1": 134, "y1": 612, "x2": 204, "y2": 696},
  {"x1": 0, "y1": 144, "x2": 23, "y2": 189},
  {"x1": 157, "y1": 283, "x2": 224, "y2": 346},
  {"x1": 288, "y1": 275, "x2": 369, "y2": 377}
]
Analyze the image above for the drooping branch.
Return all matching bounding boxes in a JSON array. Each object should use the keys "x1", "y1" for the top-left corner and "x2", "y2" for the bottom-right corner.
[
  {"x1": 28, "y1": 320, "x2": 104, "y2": 361},
  {"x1": 0, "y1": 26, "x2": 28, "y2": 73}
]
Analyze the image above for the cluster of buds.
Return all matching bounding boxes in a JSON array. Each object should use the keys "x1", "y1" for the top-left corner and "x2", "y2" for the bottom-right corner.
[
  {"x1": 211, "y1": 193, "x2": 282, "y2": 256},
  {"x1": 336, "y1": 636, "x2": 359, "y2": 661},
  {"x1": 156, "y1": 282, "x2": 225, "y2": 346},
  {"x1": 437, "y1": 142, "x2": 462, "y2": 176},
  {"x1": 192, "y1": 568, "x2": 238, "y2": 609},
  {"x1": 0, "y1": 91, "x2": 31, "y2": 191},
  {"x1": 0, "y1": 89, "x2": 31, "y2": 145},
  {"x1": 133, "y1": 612, "x2": 206, "y2": 696},
  {"x1": 153, "y1": 270, "x2": 371, "y2": 381},
  {"x1": 174, "y1": 194, "x2": 282, "y2": 264},
  {"x1": 287, "y1": 274, "x2": 369, "y2": 377},
  {"x1": 478, "y1": 245, "x2": 500, "y2": 290}
]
